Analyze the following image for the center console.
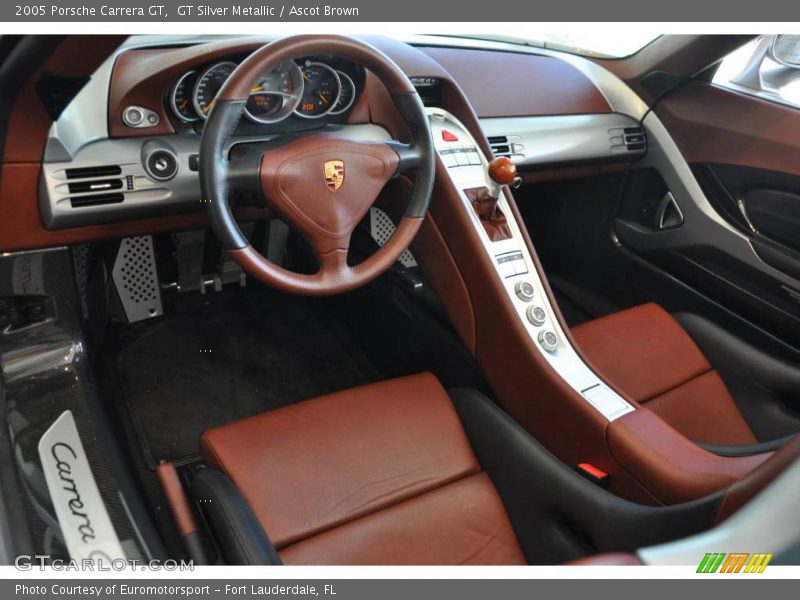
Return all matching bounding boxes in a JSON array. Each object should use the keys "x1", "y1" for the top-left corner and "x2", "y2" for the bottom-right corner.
[{"x1": 427, "y1": 108, "x2": 634, "y2": 422}]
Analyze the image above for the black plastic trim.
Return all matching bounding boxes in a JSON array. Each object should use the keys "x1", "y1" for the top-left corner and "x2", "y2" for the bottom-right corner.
[
  {"x1": 191, "y1": 469, "x2": 282, "y2": 565},
  {"x1": 696, "y1": 434, "x2": 795, "y2": 457},
  {"x1": 449, "y1": 387, "x2": 722, "y2": 564}
]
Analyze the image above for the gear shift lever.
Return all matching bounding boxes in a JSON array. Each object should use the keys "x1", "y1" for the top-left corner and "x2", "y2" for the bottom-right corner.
[
  {"x1": 488, "y1": 156, "x2": 518, "y2": 198},
  {"x1": 465, "y1": 156, "x2": 518, "y2": 241}
]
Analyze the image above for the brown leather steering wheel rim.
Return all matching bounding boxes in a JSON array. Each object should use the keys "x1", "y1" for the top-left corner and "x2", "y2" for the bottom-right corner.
[{"x1": 199, "y1": 35, "x2": 435, "y2": 296}]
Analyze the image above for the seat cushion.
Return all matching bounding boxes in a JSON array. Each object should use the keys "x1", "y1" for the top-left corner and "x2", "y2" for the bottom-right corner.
[
  {"x1": 281, "y1": 473, "x2": 523, "y2": 565},
  {"x1": 572, "y1": 303, "x2": 756, "y2": 445},
  {"x1": 200, "y1": 372, "x2": 525, "y2": 564}
]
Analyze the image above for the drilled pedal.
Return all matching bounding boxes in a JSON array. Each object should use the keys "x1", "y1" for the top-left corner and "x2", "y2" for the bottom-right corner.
[
  {"x1": 111, "y1": 236, "x2": 163, "y2": 323},
  {"x1": 369, "y1": 207, "x2": 418, "y2": 268}
]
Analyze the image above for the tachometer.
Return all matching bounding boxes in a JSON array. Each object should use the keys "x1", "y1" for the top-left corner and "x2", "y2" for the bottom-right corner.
[
  {"x1": 329, "y1": 70, "x2": 356, "y2": 115},
  {"x1": 193, "y1": 61, "x2": 237, "y2": 120},
  {"x1": 170, "y1": 71, "x2": 199, "y2": 122},
  {"x1": 244, "y1": 61, "x2": 304, "y2": 124},
  {"x1": 295, "y1": 62, "x2": 341, "y2": 119}
]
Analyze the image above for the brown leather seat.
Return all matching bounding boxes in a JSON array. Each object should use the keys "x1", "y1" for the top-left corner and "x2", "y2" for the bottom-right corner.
[
  {"x1": 198, "y1": 373, "x2": 526, "y2": 565},
  {"x1": 190, "y1": 370, "x2": 782, "y2": 566},
  {"x1": 572, "y1": 303, "x2": 756, "y2": 446}
]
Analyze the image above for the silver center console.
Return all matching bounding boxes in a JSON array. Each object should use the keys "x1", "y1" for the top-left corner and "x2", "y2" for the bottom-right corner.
[{"x1": 428, "y1": 107, "x2": 634, "y2": 422}]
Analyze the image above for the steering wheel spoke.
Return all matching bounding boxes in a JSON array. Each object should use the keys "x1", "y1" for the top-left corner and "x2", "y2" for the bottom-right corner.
[
  {"x1": 226, "y1": 143, "x2": 266, "y2": 201},
  {"x1": 386, "y1": 141, "x2": 425, "y2": 174}
]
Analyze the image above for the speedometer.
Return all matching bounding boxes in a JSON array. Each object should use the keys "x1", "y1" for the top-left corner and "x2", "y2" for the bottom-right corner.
[
  {"x1": 193, "y1": 61, "x2": 236, "y2": 120},
  {"x1": 244, "y1": 61, "x2": 304, "y2": 124},
  {"x1": 295, "y1": 62, "x2": 341, "y2": 119}
]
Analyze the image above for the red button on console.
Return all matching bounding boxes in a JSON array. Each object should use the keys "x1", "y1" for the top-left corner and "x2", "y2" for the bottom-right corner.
[{"x1": 441, "y1": 130, "x2": 459, "y2": 142}]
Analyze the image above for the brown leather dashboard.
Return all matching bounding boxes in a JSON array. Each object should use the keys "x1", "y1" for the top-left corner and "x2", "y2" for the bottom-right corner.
[{"x1": 421, "y1": 46, "x2": 611, "y2": 117}]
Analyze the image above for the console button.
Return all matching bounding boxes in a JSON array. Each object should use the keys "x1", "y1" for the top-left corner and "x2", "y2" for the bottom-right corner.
[
  {"x1": 526, "y1": 305, "x2": 546, "y2": 326},
  {"x1": 123, "y1": 106, "x2": 144, "y2": 126},
  {"x1": 441, "y1": 151, "x2": 458, "y2": 168},
  {"x1": 538, "y1": 330, "x2": 558, "y2": 353},
  {"x1": 514, "y1": 281, "x2": 534, "y2": 301},
  {"x1": 441, "y1": 129, "x2": 459, "y2": 142}
]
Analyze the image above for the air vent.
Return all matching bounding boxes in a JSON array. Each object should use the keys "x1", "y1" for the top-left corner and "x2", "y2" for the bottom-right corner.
[
  {"x1": 609, "y1": 127, "x2": 647, "y2": 154},
  {"x1": 63, "y1": 164, "x2": 127, "y2": 208},
  {"x1": 489, "y1": 135, "x2": 512, "y2": 158},
  {"x1": 623, "y1": 127, "x2": 646, "y2": 151},
  {"x1": 70, "y1": 193, "x2": 124, "y2": 208},
  {"x1": 65, "y1": 165, "x2": 122, "y2": 180},
  {"x1": 67, "y1": 178, "x2": 124, "y2": 194}
]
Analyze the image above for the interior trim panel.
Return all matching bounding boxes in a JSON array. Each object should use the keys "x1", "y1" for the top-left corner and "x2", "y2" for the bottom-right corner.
[{"x1": 480, "y1": 113, "x2": 646, "y2": 167}]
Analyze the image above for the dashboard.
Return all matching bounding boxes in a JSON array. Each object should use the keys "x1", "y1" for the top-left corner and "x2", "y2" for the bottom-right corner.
[{"x1": 33, "y1": 35, "x2": 647, "y2": 235}]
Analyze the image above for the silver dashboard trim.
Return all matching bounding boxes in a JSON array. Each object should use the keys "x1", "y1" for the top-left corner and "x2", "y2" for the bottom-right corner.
[
  {"x1": 45, "y1": 54, "x2": 116, "y2": 162},
  {"x1": 480, "y1": 113, "x2": 644, "y2": 167},
  {"x1": 40, "y1": 124, "x2": 391, "y2": 229}
]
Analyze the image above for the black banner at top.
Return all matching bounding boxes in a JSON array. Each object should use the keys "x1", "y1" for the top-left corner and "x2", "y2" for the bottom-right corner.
[{"x1": 1, "y1": 0, "x2": 795, "y2": 22}]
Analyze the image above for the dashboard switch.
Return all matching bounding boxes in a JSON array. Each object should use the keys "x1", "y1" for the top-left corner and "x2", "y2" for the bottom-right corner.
[
  {"x1": 123, "y1": 105, "x2": 160, "y2": 129},
  {"x1": 441, "y1": 129, "x2": 459, "y2": 142},
  {"x1": 538, "y1": 330, "x2": 558, "y2": 353},
  {"x1": 526, "y1": 305, "x2": 546, "y2": 326},
  {"x1": 514, "y1": 281, "x2": 535, "y2": 302}
]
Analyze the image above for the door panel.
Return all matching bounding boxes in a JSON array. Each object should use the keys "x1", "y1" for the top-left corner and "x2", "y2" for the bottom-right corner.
[
  {"x1": 613, "y1": 79, "x2": 800, "y2": 350},
  {"x1": 656, "y1": 80, "x2": 800, "y2": 177}
]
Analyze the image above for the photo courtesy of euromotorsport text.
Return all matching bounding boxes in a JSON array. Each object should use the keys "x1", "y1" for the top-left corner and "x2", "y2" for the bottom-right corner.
[{"x1": 0, "y1": 0, "x2": 798, "y2": 598}]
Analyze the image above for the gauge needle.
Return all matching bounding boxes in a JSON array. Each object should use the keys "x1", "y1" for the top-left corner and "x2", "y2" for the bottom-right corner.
[
  {"x1": 317, "y1": 92, "x2": 329, "y2": 105},
  {"x1": 202, "y1": 100, "x2": 214, "y2": 114},
  {"x1": 179, "y1": 100, "x2": 187, "y2": 109},
  {"x1": 250, "y1": 85, "x2": 264, "y2": 93}
]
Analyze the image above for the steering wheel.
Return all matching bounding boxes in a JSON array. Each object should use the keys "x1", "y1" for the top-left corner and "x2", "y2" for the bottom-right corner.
[{"x1": 199, "y1": 35, "x2": 435, "y2": 296}]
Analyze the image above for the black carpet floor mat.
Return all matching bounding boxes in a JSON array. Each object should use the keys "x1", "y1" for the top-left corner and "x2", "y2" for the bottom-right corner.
[{"x1": 115, "y1": 287, "x2": 380, "y2": 465}]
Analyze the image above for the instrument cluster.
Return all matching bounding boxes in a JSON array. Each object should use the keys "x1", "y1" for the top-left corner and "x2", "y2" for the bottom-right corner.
[{"x1": 168, "y1": 56, "x2": 361, "y2": 126}]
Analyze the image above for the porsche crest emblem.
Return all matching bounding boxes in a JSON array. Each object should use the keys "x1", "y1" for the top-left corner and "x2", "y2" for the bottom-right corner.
[{"x1": 324, "y1": 160, "x2": 345, "y2": 191}]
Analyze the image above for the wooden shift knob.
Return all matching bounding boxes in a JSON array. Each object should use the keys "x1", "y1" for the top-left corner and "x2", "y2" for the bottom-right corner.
[{"x1": 488, "y1": 156, "x2": 517, "y2": 185}]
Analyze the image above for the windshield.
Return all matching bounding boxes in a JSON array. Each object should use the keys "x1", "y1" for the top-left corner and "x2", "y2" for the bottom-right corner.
[{"x1": 448, "y1": 33, "x2": 661, "y2": 59}]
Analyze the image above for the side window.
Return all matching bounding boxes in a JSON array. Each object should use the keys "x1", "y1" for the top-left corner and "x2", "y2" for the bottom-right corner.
[{"x1": 713, "y1": 35, "x2": 800, "y2": 109}]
